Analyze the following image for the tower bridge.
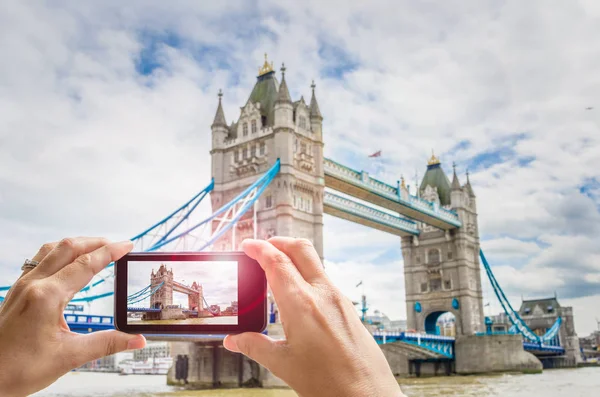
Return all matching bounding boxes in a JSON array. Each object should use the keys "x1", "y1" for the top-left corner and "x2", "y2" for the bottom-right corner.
[{"x1": 0, "y1": 55, "x2": 584, "y2": 386}]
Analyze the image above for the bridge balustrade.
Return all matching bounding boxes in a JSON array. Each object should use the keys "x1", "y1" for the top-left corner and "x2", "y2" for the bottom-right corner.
[
  {"x1": 323, "y1": 158, "x2": 461, "y2": 227},
  {"x1": 324, "y1": 192, "x2": 419, "y2": 235},
  {"x1": 64, "y1": 314, "x2": 114, "y2": 324}
]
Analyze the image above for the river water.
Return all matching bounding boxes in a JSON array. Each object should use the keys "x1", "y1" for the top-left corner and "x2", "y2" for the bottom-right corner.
[
  {"x1": 128, "y1": 316, "x2": 238, "y2": 325},
  {"x1": 33, "y1": 368, "x2": 600, "y2": 397}
]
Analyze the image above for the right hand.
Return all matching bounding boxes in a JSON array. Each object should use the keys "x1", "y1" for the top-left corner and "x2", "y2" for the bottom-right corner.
[{"x1": 224, "y1": 237, "x2": 404, "y2": 397}]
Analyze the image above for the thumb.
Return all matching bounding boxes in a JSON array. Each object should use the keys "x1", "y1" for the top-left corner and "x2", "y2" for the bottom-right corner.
[
  {"x1": 68, "y1": 331, "x2": 146, "y2": 367},
  {"x1": 224, "y1": 332, "x2": 282, "y2": 369}
]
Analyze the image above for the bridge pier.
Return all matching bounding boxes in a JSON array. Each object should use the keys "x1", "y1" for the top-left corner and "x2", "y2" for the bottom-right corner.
[
  {"x1": 165, "y1": 325, "x2": 287, "y2": 389},
  {"x1": 167, "y1": 341, "x2": 267, "y2": 388},
  {"x1": 455, "y1": 335, "x2": 542, "y2": 375}
]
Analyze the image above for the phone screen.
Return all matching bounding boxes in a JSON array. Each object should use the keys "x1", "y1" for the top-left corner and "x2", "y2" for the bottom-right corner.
[{"x1": 126, "y1": 260, "x2": 238, "y2": 326}]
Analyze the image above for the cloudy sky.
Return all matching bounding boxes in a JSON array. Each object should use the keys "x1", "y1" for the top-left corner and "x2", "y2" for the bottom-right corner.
[
  {"x1": 128, "y1": 261, "x2": 237, "y2": 309},
  {"x1": 0, "y1": 1, "x2": 599, "y2": 335}
]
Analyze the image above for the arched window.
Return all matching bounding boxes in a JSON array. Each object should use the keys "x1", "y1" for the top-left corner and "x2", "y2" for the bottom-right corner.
[
  {"x1": 251, "y1": 120, "x2": 257, "y2": 134},
  {"x1": 428, "y1": 249, "x2": 440, "y2": 264},
  {"x1": 299, "y1": 115, "x2": 306, "y2": 129},
  {"x1": 243, "y1": 122, "x2": 248, "y2": 137}
]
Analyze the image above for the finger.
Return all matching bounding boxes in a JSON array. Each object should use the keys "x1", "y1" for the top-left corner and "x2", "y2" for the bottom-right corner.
[
  {"x1": 224, "y1": 333, "x2": 284, "y2": 370},
  {"x1": 53, "y1": 240, "x2": 133, "y2": 297},
  {"x1": 66, "y1": 331, "x2": 146, "y2": 369},
  {"x1": 241, "y1": 239, "x2": 307, "y2": 300},
  {"x1": 33, "y1": 237, "x2": 111, "y2": 277},
  {"x1": 16, "y1": 242, "x2": 58, "y2": 280},
  {"x1": 267, "y1": 237, "x2": 328, "y2": 284}
]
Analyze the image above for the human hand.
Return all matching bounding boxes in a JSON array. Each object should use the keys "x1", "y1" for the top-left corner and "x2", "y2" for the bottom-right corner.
[
  {"x1": 0, "y1": 237, "x2": 146, "y2": 397},
  {"x1": 223, "y1": 237, "x2": 404, "y2": 397}
]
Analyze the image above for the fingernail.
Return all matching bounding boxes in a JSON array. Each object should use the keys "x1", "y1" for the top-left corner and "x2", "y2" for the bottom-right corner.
[
  {"x1": 127, "y1": 335, "x2": 146, "y2": 350},
  {"x1": 223, "y1": 335, "x2": 238, "y2": 352},
  {"x1": 120, "y1": 240, "x2": 134, "y2": 249}
]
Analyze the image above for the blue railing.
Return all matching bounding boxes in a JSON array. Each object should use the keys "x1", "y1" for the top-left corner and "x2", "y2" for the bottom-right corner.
[
  {"x1": 65, "y1": 314, "x2": 115, "y2": 333},
  {"x1": 373, "y1": 331, "x2": 455, "y2": 359}
]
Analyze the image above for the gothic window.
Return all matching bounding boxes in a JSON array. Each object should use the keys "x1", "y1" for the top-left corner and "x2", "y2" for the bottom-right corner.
[
  {"x1": 243, "y1": 146, "x2": 248, "y2": 159},
  {"x1": 243, "y1": 122, "x2": 248, "y2": 137},
  {"x1": 430, "y1": 279, "x2": 442, "y2": 291},
  {"x1": 444, "y1": 280, "x2": 452, "y2": 290},
  {"x1": 251, "y1": 144, "x2": 256, "y2": 157},
  {"x1": 261, "y1": 115, "x2": 266, "y2": 127},
  {"x1": 251, "y1": 120, "x2": 257, "y2": 134},
  {"x1": 420, "y1": 282, "x2": 428, "y2": 293},
  {"x1": 299, "y1": 115, "x2": 306, "y2": 129},
  {"x1": 428, "y1": 249, "x2": 440, "y2": 265},
  {"x1": 234, "y1": 150, "x2": 240, "y2": 162},
  {"x1": 299, "y1": 197, "x2": 304, "y2": 210},
  {"x1": 260, "y1": 142, "x2": 266, "y2": 155},
  {"x1": 265, "y1": 195, "x2": 272, "y2": 209}
]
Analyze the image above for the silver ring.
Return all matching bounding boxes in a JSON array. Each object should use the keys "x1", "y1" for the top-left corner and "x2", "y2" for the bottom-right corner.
[{"x1": 21, "y1": 259, "x2": 39, "y2": 271}]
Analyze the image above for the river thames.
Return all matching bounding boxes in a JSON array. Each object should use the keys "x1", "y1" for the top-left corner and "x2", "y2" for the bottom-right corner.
[{"x1": 33, "y1": 367, "x2": 600, "y2": 397}]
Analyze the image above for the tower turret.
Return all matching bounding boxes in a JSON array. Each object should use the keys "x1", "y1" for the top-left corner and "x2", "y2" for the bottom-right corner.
[
  {"x1": 274, "y1": 63, "x2": 293, "y2": 128},
  {"x1": 450, "y1": 162, "x2": 464, "y2": 209},
  {"x1": 309, "y1": 80, "x2": 323, "y2": 140},
  {"x1": 211, "y1": 89, "x2": 228, "y2": 150}
]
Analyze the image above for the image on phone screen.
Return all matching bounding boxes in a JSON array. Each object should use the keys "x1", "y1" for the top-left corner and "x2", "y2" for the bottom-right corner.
[{"x1": 126, "y1": 261, "x2": 238, "y2": 325}]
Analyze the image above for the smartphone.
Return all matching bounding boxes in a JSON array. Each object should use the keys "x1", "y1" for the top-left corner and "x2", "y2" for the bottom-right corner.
[{"x1": 114, "y1": 252, "x2": 267, "y2": 334}]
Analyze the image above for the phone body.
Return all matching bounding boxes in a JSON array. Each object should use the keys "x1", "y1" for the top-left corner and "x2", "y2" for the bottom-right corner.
[{"x1": 114, "y1": 252, "x2": 267, "y2": 334}]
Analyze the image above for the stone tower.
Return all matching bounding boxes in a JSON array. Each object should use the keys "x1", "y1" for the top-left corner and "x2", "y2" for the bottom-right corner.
[
  {"x1": 209, "y1": 55, "x2": 325, "y2": 257},
  {"x1": 402, "y1": 154, "x2": 484, "y2": 335},
  {"x1": 188, "y1": 281, "x2": 203, "y2": 312},
  {"x1": 150, "y1": 264, "x2": 174, "y2": 309}
]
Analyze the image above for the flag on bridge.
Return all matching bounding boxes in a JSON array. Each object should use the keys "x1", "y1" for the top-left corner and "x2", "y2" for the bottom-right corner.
[
  {"x1": 356, "y1": 281, "x2": 363, "y2": 288},
  {"x1": 368, "y1": 150, "x2": 382, "y2": 158}
]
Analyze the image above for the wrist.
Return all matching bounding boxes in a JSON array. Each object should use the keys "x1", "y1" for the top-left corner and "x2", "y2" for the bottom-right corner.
[{"x1": 0, "y1": 367, "x2": 23, "y2": 397}]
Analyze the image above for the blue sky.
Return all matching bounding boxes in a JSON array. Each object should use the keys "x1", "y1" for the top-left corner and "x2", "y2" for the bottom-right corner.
[{"x1": 0, "y1": 0, "x2": 599, "y2": 335}]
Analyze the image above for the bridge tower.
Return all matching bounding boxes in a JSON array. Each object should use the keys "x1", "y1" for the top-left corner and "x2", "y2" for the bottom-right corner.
[
  {"x1": 150, "y1": 264, "x2": 174, "y2": 309},
  {"x1": 189, "y1": 281, "x2": 203, "y2": 312},
  {"x1": 209, "y1": 55, "x2": 325, "y2": 257},
  {"x1": 402, "y1": 155, "x2": 484, "y2": 335}
]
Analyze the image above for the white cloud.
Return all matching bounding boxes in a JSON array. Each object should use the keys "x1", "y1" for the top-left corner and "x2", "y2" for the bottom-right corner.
[{"x1": 0, "y1": 0, "x2": 599, "y2": 335}]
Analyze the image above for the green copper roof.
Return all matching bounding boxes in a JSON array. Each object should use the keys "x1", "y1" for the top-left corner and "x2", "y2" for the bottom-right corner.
[
  {"x1": 248, "y1": 71, "x2": 279, "y2": 126},
  {"x1": 420, "y1": 163, "x2": 452, "y2": 206}
]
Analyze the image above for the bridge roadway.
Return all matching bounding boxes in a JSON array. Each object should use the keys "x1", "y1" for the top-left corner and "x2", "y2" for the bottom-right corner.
[
  {"x1": 323, "y1": 158, "x2": 461, "y2": 230},
  {"x1": 172, "y1": 280, "x2": 199, "y2": 294}
]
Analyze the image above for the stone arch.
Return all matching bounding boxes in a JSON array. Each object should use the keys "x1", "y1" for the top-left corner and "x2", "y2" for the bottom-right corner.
[{"x1": 421, "y1": 307, "x2": 462, "y2": 335}]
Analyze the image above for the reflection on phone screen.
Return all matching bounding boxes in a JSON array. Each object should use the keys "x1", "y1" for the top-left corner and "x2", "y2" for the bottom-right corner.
[{"x1": 127, "y1": 261, "x2": 238, "y2": 325}]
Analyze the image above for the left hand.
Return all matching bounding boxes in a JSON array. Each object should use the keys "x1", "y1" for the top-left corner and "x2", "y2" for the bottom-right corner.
[{"x1": 0, "y1": 237, "x2": 146, "y2": 397}]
